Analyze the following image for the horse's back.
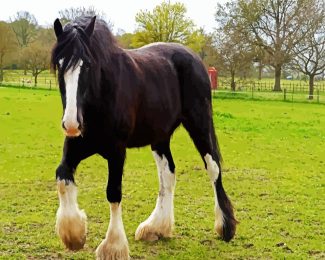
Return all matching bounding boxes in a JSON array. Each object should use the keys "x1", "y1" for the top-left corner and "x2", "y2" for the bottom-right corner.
[
  {"x1": 129, "y1": 42, "x2": 211, "y2": 105},
  {"x1": 124, "y1": 42, "x2": 212, "y2": 147}
]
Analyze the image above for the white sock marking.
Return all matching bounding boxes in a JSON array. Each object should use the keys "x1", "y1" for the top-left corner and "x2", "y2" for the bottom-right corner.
[
  {"x1": 107, "y1": 203, "x2": 128, "y2": 243},
  {"x1": 56, "y1": 179, "x2": 87, "y2": 249},
  {"x1": 151, "y1": 151, "x2": 175, "y2": 222},
  {"x1": 95, "y1": 203, "x2": 129, "y2": 258},
  {"x1": 135, "y1": 151, "x2": 176, "y2": 240},
  {"x1": 204, "y1": 153, "x2": 224, "y2": 229},
  {"x1": 57, "y1": 180, "x2": 79, "y2": 212}
]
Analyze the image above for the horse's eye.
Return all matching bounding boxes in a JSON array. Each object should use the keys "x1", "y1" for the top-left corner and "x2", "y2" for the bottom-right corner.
[{"x1": 58, "y1": 58, "x2": 64, "y2": 69}]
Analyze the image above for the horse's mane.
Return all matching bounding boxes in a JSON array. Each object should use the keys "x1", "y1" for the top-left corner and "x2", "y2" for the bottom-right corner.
[{"x1": 51, "y1": 16, "x2": 119, "y2": 73}]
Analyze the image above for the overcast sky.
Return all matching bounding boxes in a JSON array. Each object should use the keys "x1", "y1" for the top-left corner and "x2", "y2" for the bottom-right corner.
[{"x1": 0, "y1": 0, "x2": 225, "y2": 33}]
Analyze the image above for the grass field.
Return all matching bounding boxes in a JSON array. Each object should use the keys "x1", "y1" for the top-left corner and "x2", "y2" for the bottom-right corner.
[{"x1": 0, "y1": 87, "x2": 324, "y2": 259}]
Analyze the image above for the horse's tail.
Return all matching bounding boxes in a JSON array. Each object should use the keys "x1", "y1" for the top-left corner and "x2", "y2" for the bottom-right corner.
[{"x1": 208, "y1": 117, "x2": 237, "y2": 242}]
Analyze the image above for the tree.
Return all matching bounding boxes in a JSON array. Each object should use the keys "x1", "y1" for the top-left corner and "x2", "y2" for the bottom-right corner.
[
  {"x1": 131, "y1": 1, "x2": 195, "y2": 47},
  {"x1": 216, "y1": 0, "x2": 320, "y2": 91},
  {"x1": 20, "y1": 42, "x2": 50, "y2": 86},
  {"x1": 0, "y1": 22, "x2": 18, "y2": 82},
  {"x1": 36, "y1": 27, "x2": 56, "y2": 46},
  {"x1": 291, "y1": 32, "x2": 325, "y2": 99},
  {"x1": 289, "y1": 0, "x2": 325, "y2": 99},
  {"x1": 10, "y1": 11, "x2": 38, "y2": 48},
  {"x1": 116, "y1": 30, "x2": 135, "y2": 49},
  {"x1": 214, "y1": 30, "x2": 253, "y2": 91},
  {"x1": 58, "y1": 6, "x2": 112, "y2": 28},
  {"x1": 252, "y1": 46, "x2": 270, "y2": 80},
  {"x1": 186, "y1": 29, "x2": 218, "y2": 67}
]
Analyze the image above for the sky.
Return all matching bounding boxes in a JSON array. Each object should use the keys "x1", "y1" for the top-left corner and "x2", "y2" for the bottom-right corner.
[{"x1": 0, "y1": 0, "x2": 225, "y2": 33}]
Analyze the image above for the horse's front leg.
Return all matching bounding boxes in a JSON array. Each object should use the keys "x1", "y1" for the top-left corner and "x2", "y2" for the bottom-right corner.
[
  {"x1": 96, "y1": 145, "x2": 129, "y2": 260},
  {"x1": 55, "y1": 137, "x2": 94, "y2": 250}
]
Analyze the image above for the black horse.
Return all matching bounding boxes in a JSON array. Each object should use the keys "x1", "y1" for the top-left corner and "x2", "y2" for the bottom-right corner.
[{"x1": 52, "y1": 16, "x2": 237, "y2": 259}]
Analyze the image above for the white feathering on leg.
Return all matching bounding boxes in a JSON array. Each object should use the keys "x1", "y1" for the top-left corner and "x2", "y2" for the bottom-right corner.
[
  {"x1": 204, "y1": 153, "x2": 224, "y2": 235},
  {"x1": 96, "y1": 203, "x2": 129, "y2": 260},
  {"x1": 135, "y1": 151, "x2": 176, "y2": 241},
  {"x1": 56, "y1": 179, "x2": 87, "y2": 250}
]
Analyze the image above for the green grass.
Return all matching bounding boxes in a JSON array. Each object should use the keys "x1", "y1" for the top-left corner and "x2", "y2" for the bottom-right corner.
[{"x1": 0, "y1": 87, "x2": 324, "y2": 259}]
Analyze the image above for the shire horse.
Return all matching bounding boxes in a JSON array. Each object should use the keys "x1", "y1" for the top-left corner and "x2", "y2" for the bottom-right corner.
[{"x1": 52, "y1": 16, "x2": 237, "y2": 259}]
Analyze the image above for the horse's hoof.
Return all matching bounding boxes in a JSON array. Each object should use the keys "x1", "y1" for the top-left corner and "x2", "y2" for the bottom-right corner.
[
  {"x1": 135, "y1": 221, "x2": 172, "y2": 241},
  {"x1": 56, "y1": 209, "x2": 87, "y2": 250},
  {"x1": 96, "y1": 237, "x2": 129, "y2": 260}
]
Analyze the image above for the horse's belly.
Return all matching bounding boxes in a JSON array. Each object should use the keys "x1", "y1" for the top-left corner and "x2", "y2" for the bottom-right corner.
[{"x1": 127, "y1": 118, "x2": 181, "y2": 148}]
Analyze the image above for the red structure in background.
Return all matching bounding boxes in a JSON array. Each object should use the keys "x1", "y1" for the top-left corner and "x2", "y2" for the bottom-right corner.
[{"x1": 208, "y1": 67, "x2": 218, "y2": 89}]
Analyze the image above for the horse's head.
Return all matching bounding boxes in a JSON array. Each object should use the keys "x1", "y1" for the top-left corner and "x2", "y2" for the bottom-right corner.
[{"x1": 51, "y1": 16, "x2": 96, "y2": 137}]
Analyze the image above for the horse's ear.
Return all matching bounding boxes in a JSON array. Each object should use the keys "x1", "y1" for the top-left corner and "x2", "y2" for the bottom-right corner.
[
  {"x1": 54, "y1": 18, "x2": 63, "y2": 38},
  {"x1": 85, "y1": 16, "x2": 96, "y2": 37}
]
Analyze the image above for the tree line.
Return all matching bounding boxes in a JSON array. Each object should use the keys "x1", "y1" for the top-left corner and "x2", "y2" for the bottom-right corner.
[
  {"x1": 0, "y1": 1, "x2": 324, "y2": 99},
  {"x1": 214, "y1": 0, "x2": 324, "y2": 99}
]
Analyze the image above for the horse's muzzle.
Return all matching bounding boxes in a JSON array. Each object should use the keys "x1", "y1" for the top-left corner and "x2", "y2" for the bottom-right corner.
[{"x1": 62, "y1": 121, "x2": 83, "y2": 137}]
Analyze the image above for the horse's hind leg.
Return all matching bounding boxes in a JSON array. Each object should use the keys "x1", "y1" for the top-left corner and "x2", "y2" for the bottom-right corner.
[
  {"x1": 182, "y1": 101, "x2": 237, "y2": 242},
  {"x1": 55, "y1": 138, "x2": 94, "y2": 250},
  {"x1": 135, "y1": 140, "x2": 176, "y2": 241}
]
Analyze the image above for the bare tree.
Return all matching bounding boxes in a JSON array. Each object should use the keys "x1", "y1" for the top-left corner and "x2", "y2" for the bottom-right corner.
[
  {"x1": 58, "y1": 6, "x2": 112, "y2": 28},
  {"x1": 252, "y1": 46, "x2": 271, "y2": 80},
  {"x1": 0, "y1": 22, "x2": 18, "y2": 82},
  {"x1": 291, "y1": 29, "x2": 325, "y2": 99},
  {"x1": 216, "y1": 0, "x2": 320, "y2": 91},
  {"x1": 36, "y1": 27, "x2": 56, "y2": 46},
  {"x1": 215, "y1": 30, "x2": 253, "y2": 91},
  {"x1": 20, "y1": 42, "x2": 50, "y2": 86},
  {"x1": 10, "y1": 11, "x2": 38, "y2": 48}
]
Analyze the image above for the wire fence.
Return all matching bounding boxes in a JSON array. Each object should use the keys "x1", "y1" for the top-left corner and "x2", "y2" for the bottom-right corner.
[
  {"x1": 1, "y1": 73, "x2": 325, "y2": 104},
  {"x1": 213, "y1": 88, "x2": 325, "y2": 104},
  {"x1": 1, "y1": 70, "x2": 59, "y2": 90},
  {"x1": 0, "y1": 78, "x2": 58, "y2": 90},
  {"x1": 210, "y1": 79, "x2": 325, "y2": 104},
  {"x1": 217, "y1": 80, "x2": 325, "y2": 92}
]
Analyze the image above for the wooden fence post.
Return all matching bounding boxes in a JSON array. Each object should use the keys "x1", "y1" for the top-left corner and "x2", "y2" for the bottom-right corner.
[{"x1": 284, "y1": 88, "x2": 286, "y2": 101}]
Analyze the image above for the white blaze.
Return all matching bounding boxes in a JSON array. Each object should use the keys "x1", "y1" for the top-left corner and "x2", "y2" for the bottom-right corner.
[{"x1": 62, "y1": 59, "x2": 83, "y2": 130}]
